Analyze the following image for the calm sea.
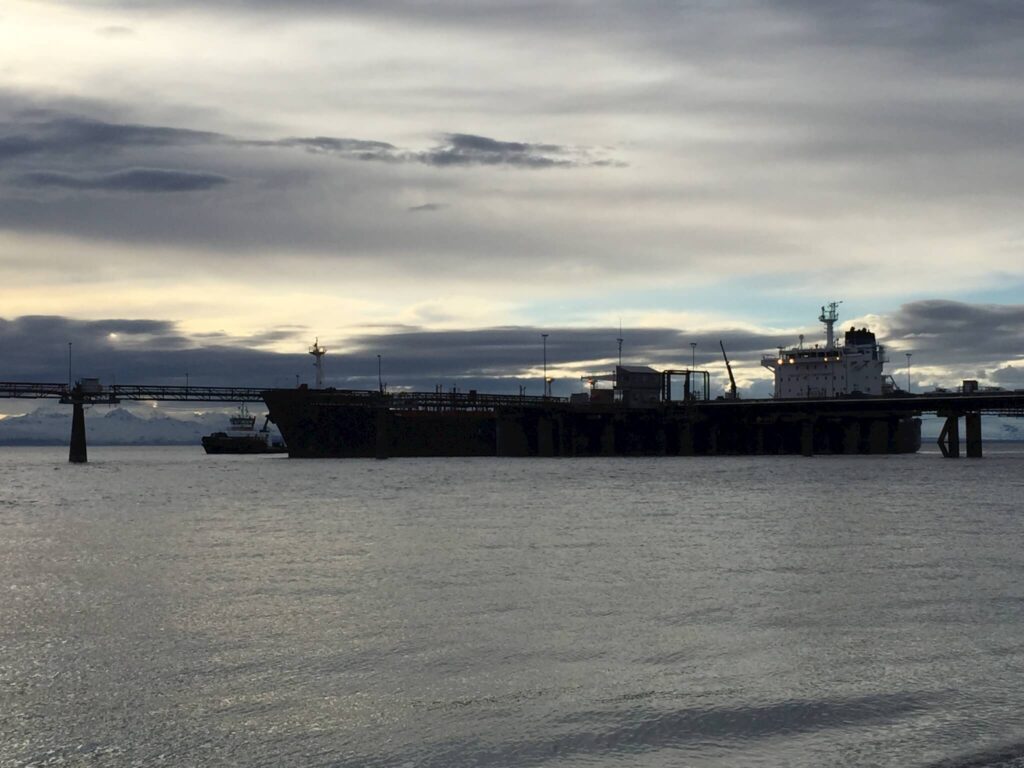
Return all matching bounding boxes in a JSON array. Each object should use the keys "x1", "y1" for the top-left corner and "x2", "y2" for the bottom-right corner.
[{"x1": 2, "y1": 446, "x2": 1024, "y2": 767}]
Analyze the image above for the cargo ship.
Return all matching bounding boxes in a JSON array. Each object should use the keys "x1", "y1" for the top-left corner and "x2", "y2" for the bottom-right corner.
[
  {"x1": 202, "y1": 404, "x2": 287, "y2": 454},
  {"x1": 760, "y1": 302, "x2": 896, "y2": 398},
  {"x1": 262, "y1": 305, "x2": 921, "y2": 458}
]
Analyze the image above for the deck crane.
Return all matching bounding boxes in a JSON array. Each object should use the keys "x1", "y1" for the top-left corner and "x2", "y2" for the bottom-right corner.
[{"x1": 720, "y1": 340, "x2": 738, "y2": 399}]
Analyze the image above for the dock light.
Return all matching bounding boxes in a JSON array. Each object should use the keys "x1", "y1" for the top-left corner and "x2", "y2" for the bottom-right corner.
[{"x1": 542, "y1": 333, "x2": 549, "y2": 397}]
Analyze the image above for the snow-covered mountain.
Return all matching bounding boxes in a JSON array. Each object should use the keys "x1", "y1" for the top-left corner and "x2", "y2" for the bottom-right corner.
[{"x1": 0, "y1": 406, "x2": 278, "y2": 446}]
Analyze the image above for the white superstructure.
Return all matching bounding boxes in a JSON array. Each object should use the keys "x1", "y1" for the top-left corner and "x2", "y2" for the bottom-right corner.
[{"x1": 761, "y1": 302, "x2": 887, "y2": 398}]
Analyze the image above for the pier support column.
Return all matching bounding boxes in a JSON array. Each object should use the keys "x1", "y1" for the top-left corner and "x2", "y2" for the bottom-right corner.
[
  {"x1": 69, "y1": 400, "x2": 87, "y2": 463},
  {"x1": 600, "y1": 420, "x2": 616, "y2": 456},
  {"x1": 679, "y1": 421, "x2": 694, "y2": 456},
  {"x1": 537, "y1": 416, "x2": 554, "y2": 457},
  {"x1": 374, "y1": 409, "x2": 390, "y2": 460},
  {"x1": 937, "y1": 412, "x2": 960, "y2": 459},
  {"x1": 965, "y1": 412, "x2": 983, "y2": 458},
  {"x1": 800, "y1": 420, "x2": 814, "y2": 457},
  {"x1": 842, "y1": 420, "x2": 861, "y2": 454},
  {"x1": 868, "y1": 420, "x2": 889, "y2": 454},
  {"x1": 496, "y1": 415, "x2": 528, "y2": 457}
]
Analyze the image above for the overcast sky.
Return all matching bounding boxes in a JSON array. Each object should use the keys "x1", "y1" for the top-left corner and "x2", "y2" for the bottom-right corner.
[{"x1": 2, "y1": 0, "x2": 1023, "y2": 410}]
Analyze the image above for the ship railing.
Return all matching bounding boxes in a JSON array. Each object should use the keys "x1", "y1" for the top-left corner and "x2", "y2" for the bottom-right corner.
[
  {"x1": 388, "y1": 391, "x2": 567, "y2": 412},
  {"x1": 0, "y1": 382, "x2": 70, "y2": 399}
]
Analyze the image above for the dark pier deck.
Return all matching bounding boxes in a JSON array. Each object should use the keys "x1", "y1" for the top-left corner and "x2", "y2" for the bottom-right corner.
[
  {"x1": 2, "y1": 381, "x2": 1023, "y2": 462},
  {"x1": 261, "y1": 386, "x2": 1024, "y2": 460}
]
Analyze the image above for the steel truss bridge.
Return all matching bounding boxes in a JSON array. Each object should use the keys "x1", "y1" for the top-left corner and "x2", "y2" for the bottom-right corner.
[{"x1": 0, "y1": 382, "x2": 268, "y2": 403}]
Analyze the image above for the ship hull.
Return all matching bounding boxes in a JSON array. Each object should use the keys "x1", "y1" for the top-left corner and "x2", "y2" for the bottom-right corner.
[
  {"x1": 201, "y1": 433, "x2": 287, "y2": 455},
  {"x1": 262, "y1": 389, "x2": 921, "y2": 459}
]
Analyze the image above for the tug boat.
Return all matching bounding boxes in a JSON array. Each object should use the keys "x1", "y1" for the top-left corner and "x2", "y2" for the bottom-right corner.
[{"x1": 201, "y1": 404, "x2": 286, "y2": 454}]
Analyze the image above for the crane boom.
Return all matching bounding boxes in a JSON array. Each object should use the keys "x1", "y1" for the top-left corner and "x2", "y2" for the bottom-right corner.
[{"x1": 720, "y1": 340, "x2": 738, "y2": 399}]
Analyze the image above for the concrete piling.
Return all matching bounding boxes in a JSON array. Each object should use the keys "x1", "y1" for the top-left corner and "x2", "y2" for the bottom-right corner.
[
  {"x1": 69, "y1": 400, "x2": 87, "y2": 463},
  {"x1": 965, "y1": 412, "x2": 982, "y2": 458}
]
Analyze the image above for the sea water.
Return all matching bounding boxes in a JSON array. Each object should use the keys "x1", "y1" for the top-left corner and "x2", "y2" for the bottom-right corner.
[{"x1": 2, "y1": 446, "x2": 1024, "y2": 767}]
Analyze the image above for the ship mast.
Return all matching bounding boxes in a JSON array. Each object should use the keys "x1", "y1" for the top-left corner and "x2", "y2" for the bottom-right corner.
[
  {"x1": 308, "y1": 337, "x2": 327, "y2": 389},
  {"x1": 819, "y1": 301, "x2": 841, "y2": 351}
]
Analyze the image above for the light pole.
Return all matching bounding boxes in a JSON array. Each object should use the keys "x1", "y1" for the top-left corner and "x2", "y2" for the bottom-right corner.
[
  {"x1": 690, "y1": 342, "x2": 697, "y2": 370},
  {"x1": 906, "y1": 352, "x2": 912, "y2": 393},
  {"x1": 67, "y1": 342, "x2": 72, "y2": 386},
  {"x1": 541, "y1": 333, "x2": 549, "y2": 397},
  {"x1": 617, "y1": 324, "x2": 623, "y2": 369},
  {"x1": 377, "y1": 354, "x2": 383, "y2": 394}
]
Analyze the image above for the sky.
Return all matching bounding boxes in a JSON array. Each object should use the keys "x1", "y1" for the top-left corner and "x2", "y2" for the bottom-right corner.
[{"x1": 2, "y1": 0, "x2": 1023, "y2": 412}]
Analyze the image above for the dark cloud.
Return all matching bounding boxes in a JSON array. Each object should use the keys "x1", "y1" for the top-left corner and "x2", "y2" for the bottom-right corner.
[
  {"x1": 0, "y1": 112, "x2": 602, "y2": 171},
  {"x1": 0, "y1": 314, "x2": 779, "y2": 394},
  {"x1": 268, "y1": 136, "x2": 400, "y2": 162},
  {"x1": 884, "y1": 301, "x2": 1024, "y2": 364},
  {"x1": 878, "y1": 301, "x2": 1024, "y2": 389},
  {"x1": 407, "y1": 203, "x2": 443, "y2": 212},
  {"x1": 0, "y1": 315, "x2": 309, "y2": 389},
  {"x1": 991, "y1": 366, "x2": 1024, "y2": 389},
  {"x1": 19, "y1": 168, "x2": 229, "y2": 192},
  {"x1": 0, "y1": 103, "x2": 623, "y2": 259},
  {"x1": 3, "y1": 305, "x2": 1023, "y2": 400},
  {"x1": 4, "y1": 2, "x2": 1024, "y2": 312},
  {"x1": 41, "y1": 0, "x2": 1024, "y2": 69},
  {"x1": 0, "y1": 111, "x2": 610, "y2": 222},
  {"x1": 343, "y1": 325, "x2": 781, "y2": 379},
  {"x1": 267, "y1": 132, "x2": 604, "y2": 168},
  {"x1": 420, "y1": 133, "x2": 573, "y2": 168},
  {"x1": 0, "y1": 116, "x2": 221, "y2": 163},
  {"x1": 774, "y1": 0, "x2": 1024, "y2": 68}
]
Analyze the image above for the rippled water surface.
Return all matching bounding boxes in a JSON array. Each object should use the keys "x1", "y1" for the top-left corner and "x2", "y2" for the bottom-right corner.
[{"x1": 3, "y1": 446, "x2": 1024, "y2": 767}]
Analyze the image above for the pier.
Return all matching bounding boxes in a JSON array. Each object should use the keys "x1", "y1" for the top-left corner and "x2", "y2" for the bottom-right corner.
[
  {"x1": 2, "y1": 381, "x2": 1023, "y2": 462},
  {"x1": 0, "y1": 382, "x2": 266, "y2": 463},
  {"x1": 263, "y1": 385, "x2": 1024, "y2": 460}
]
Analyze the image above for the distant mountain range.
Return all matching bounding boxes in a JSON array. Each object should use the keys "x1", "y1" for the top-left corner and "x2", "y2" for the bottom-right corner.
[{"x1": 0, "y1": 406, "x2": 277, "y2": 446}]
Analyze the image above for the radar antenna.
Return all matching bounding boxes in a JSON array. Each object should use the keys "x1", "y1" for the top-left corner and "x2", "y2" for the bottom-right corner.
[
  {"x1": 818, "y1": 301, "x2": 842, "y2": 350},
  {"x1": 308, "y1": 337, "x2": 327, "y2": 389}
]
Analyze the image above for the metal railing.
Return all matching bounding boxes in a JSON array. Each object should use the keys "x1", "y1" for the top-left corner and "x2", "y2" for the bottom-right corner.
[
  {"x1": 0, "y1": 382, "x2": 68, "y2": 399},
  {"x1": 0, "y1": 382, "x2": 266, "y2": 403}
]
